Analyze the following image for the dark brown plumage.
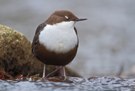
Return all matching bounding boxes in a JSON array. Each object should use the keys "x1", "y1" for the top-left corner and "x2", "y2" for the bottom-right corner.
[{"x1": 32, "y1": 25, "x2": 78, "y2": 66}]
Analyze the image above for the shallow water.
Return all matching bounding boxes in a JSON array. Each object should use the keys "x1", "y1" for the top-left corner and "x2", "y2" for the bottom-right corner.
[{"x1": 0, "y1": 77, "x2": 135, "y2": 91}]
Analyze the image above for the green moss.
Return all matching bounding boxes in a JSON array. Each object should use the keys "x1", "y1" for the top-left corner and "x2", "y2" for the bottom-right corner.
[
  {"x1": 0, "y1": 24, "x2": 33, "y2": 76},
  {"x1": 0, "y1": 24, "x2": 31, "y2": 63}
]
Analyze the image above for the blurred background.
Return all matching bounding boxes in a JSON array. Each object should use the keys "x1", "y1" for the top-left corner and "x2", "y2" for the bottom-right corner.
[{"x1": 1, "y1": 0, "x2": 135, "y2": 78}]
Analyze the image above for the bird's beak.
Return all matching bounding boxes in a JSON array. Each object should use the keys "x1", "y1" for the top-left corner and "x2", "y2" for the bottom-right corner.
[{"x1": 75, "y1": 18, "x2": 87, "y2": 22}]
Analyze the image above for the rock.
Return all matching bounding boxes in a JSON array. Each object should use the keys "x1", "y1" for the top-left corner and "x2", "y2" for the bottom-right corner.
[
  {"x1": 0, "y1": 24, "x2": 33, "y2": 77},
  {"x1": 0, "y1": 24, "x2": 80, "y2": 79}
]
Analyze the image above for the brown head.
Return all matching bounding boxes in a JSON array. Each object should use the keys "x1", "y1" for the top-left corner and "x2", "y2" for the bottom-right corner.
[{"x1": 45, "y1": 10, "x2": 87, "y2": 25}]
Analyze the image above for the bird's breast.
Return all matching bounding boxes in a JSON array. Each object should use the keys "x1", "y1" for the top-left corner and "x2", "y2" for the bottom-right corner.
[{"x1": 39, "y1": 24, "x2": 78, "y2": 53}]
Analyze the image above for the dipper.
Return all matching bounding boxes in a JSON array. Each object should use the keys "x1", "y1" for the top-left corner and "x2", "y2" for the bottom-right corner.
[{"x1": 32, "y1": 10, "x2": 87, "y2": 80}]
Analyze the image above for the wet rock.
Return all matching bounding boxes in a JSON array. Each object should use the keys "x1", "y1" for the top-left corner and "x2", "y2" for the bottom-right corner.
[
  {"x1": 0, "y1": 24, "x2": 80, "y2": 79},
  {"x1": 0, "y1": 76, "x2": 135, "y2": 91}
]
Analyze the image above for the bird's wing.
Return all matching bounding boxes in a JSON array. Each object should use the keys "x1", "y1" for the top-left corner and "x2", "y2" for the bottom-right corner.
[
  {"x1": 74, "y1": 27, "x2": 79, "y2": 46},
  {"x1": 32, "y1": 23, "x2": 46, "y2": 54},
  {"x1": 74, "y1": 27, "x2": 78, "y2": 35}
]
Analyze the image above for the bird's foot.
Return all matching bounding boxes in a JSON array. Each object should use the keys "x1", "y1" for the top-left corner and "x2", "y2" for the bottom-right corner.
[
  {"x1": 40, "y1": 77, "x2": 48, "y2": 81},
  {"x1": 46, "y1": 76, "x2": 67, "y2": 82}
]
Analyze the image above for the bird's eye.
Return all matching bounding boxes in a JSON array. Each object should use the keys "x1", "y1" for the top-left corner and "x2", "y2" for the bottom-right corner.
[{"x1": 65, "y1": 16, "x2": 69, "y2": 20}]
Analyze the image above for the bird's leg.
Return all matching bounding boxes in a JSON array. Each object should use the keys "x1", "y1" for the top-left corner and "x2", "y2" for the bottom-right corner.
[
  {"x1": 45, "y1": 66, "x2": 61, "y2": 78},
  {"x1": 42, "y1": 64, "x2": 46, "y2": 78},
  {"x1": 42, "y1": 66, "x2": 67, "y2": 81},
  {"x1": 41, "y1": 64, "x2": 48, "y2": 81},
  {"x1": 59, "y1": 66, "x2": 67, "y2": 80}
]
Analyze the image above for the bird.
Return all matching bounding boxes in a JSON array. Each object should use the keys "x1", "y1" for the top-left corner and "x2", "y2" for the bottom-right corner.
[{"x1": 32, "y1": 10, "x2": 87, "y2": 80}]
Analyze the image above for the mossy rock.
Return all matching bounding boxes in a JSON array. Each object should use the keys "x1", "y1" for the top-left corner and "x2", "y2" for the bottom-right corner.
[
  {"x1": 0, "y1": 24, "x2": 33, "y2": 76},
  {"x1": 0, "y1": 24, "x2": 80, "y2": 79},
  {"x1": 0, "y1": 25, "x2": 31, "y2": 64}
]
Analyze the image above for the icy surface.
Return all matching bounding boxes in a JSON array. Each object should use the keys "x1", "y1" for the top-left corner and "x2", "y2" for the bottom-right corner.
[{"x1": 0, "y1": 77, "x2": 135, "y2": 91}]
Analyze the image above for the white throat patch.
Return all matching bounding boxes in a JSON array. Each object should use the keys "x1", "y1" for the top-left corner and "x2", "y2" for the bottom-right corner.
[{"x1": 39, "y1": 21, "x2": 78, "y2": 53}]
